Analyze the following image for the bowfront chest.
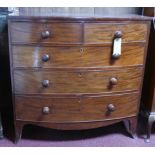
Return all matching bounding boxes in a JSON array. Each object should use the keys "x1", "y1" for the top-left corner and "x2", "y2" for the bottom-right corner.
[{"x1": 8, "y1": 16, "x2": 151, "y2": 143}]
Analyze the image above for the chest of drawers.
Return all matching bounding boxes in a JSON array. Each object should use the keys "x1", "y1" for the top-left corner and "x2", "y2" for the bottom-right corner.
[{"x1": 8, "y1": 16, "x2": 151, "y2": 143}]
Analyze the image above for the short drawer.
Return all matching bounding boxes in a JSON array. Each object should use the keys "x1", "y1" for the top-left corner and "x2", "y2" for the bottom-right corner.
[
  {"x1": 13, "y1": 67, "x2": 142, "y2": 94},
  {"x1": 12, "y1": 45, "x2": 145, "y2": 68},
  {"x1": 10, "y1": 22, "x2": 82, "y2": 44},
  {"x1": 84, "y1": 23, "x2": 147, "y2": 43},
  {"x1": 15, "y1": 92, "x2": 138, "y2": 122}
]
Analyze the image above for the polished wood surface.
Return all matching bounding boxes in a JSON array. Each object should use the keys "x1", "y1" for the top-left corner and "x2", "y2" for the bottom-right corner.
[
  {"x1": 10, "y1": 22, "x2": 82, "y2": 44},
  {"x1": 13, "y1": 67, "x2": 142, "y2": 94},
  {"x1": 15, "y1": 117, "x2": 136, "y2": 131},
  {"x1": 10, "y1": 22, "x2": 148, "y2": 44},
  {"x1": 8, "y1": 15, "x2": 151, "y2": 142},
  {"x1": 12, "y1": 45, "x2": 145, "y2": 68},
  {"x1": 143, "y1": 7, "x2": 155, "y2": 17},
  {"x1": 84, "y1": 23, "x2": 147, "y2": 43},
  {"x1": 15, "y1": 92, "x2": 138, "y2": 122},
  {"x1": 8, "y1": 15, "x2": 151, "y2": 22}
]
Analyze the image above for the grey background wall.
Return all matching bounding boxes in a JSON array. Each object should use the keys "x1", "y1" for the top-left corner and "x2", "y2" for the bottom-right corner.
[{"x1": 18, "y1": 7, "x2": 143, "y2": 16}]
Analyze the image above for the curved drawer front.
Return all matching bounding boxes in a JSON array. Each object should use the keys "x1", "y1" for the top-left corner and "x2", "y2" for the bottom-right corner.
[
  {"x1": 84, "y1": 23, "x2": 147, "y2": 43},
  {"x1": 14, "y1": 67, "x2": 142, "y2": 94},
  {"x1": 15, "y1": 92, "x2": 138, "y2": 122},
  {"x1": 10, "y1": 22, "x2": 82, "y2": 44},
  {"x1": 12, "y1": 45, "x2": 145, "y2": 68}
]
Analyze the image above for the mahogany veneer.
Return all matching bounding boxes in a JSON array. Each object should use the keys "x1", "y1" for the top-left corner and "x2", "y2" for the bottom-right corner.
[
  {"x1": 15, "y1": 92, "x2": 138, "y2": 123},
  {"x1": 14, "y1": 67, "x2": 142, "y2": 94},
  {"x1": 8, "y1": 15, "x2": 151, "y2": 143},
  {"x1": 12, "y1": 45, "x2": 145, "y2": 68}
]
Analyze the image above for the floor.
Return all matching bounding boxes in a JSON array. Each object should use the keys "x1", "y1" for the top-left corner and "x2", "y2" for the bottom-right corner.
[{"x1": 0, "y1": 116, "x2": 155, "y2": 147}]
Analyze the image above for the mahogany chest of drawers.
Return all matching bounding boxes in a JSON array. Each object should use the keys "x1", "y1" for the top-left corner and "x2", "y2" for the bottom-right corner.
[{"x1": 8, "y1": 16, "x2": 151, "y2": 143}]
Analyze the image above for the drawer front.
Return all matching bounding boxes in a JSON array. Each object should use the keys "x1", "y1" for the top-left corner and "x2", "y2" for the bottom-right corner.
[
  {"x1": 15, "y1": 92, "x2": 138, "y2": 122},
  {"x1": 12, "y1": 45, "x2": 145, "y2": 68},
  {"x1": 84, "y1": 23, "x2": 147, "y2": 43},
  {"x1": 14, "y1": 67, "x2": 142, "y2": 94},
  {"x1": 10, "y1": 22, "x2": 82, "y2": 43}
]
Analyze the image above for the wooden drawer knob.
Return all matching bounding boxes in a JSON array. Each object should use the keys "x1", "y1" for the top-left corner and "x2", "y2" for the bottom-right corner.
[
  {"x1": 41, "y1": 30, "x2": 50, "y2": 39},
  {"x1": 42, "y1": 80, "x2": 49, "y2": 87},
  {"x1": 42, "y1": 54, "x2": 50, "y2": 62},
  {"x1": 110, "y1": 77, "x2": 118, "y2": 85},
  {"x1": 107, "y1": 104, "x2": 116, "y2": 112},
  {"x1": 114, "y1": 31, "x2": 122, "y2": 38},
  {"x1": 42, "y1": 107, "x2": 50, "y2": 114}
]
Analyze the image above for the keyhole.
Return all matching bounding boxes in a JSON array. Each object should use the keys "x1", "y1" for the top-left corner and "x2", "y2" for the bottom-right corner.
[
  {"x1": 80, "y1": 48, "x2": 84, "y2": 54},
  {"x1": 78, "y1": 98, "x2": 82, "y2": 103},
  {"x1": 78, "y1": 72, "x2": 82, "y2": 77}
]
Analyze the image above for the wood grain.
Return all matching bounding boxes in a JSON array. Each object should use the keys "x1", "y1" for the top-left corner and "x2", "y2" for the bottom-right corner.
[
  {"x1": 7, "y1": 15, "x2": 151, "y2": 142},
  {"x1": 15, "y1": 116, "x2": 136, "y2": 131},
  {"x1": 15, "y1": 92, "x2": 138, "y2": 122},
  {"x1": 10, "y1": 22, "x2": 148, "y2": 44},
  {"x1": 84, "y1": 23, "x2": 147, "y2": 43},
  {"x1": 13, "y1": 67, "x2": 142, "y2": 94},
  {"x1": 12, "y1": 45, "x2": 145, "y2": 68},
  {"x1": 143, "y1": 7, "x2": 155, "y2": 17},
  {"x1": 10, "y1": 22, "x2": 82, "y2": 44}
]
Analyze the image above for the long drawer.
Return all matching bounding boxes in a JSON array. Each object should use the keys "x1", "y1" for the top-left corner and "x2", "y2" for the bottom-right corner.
[
  {"x1": 15, "y1": 92, "x2": 138, "y2": 122},
  {"x1": 10, "y1": 22, "x2": 147, "y2": 44},
  {"x1": 13, "y1": 67, "x2": 142, "y2": 94},
  {"x1": 12, "y1": 45, "x2": 145, "y2": 68}
]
